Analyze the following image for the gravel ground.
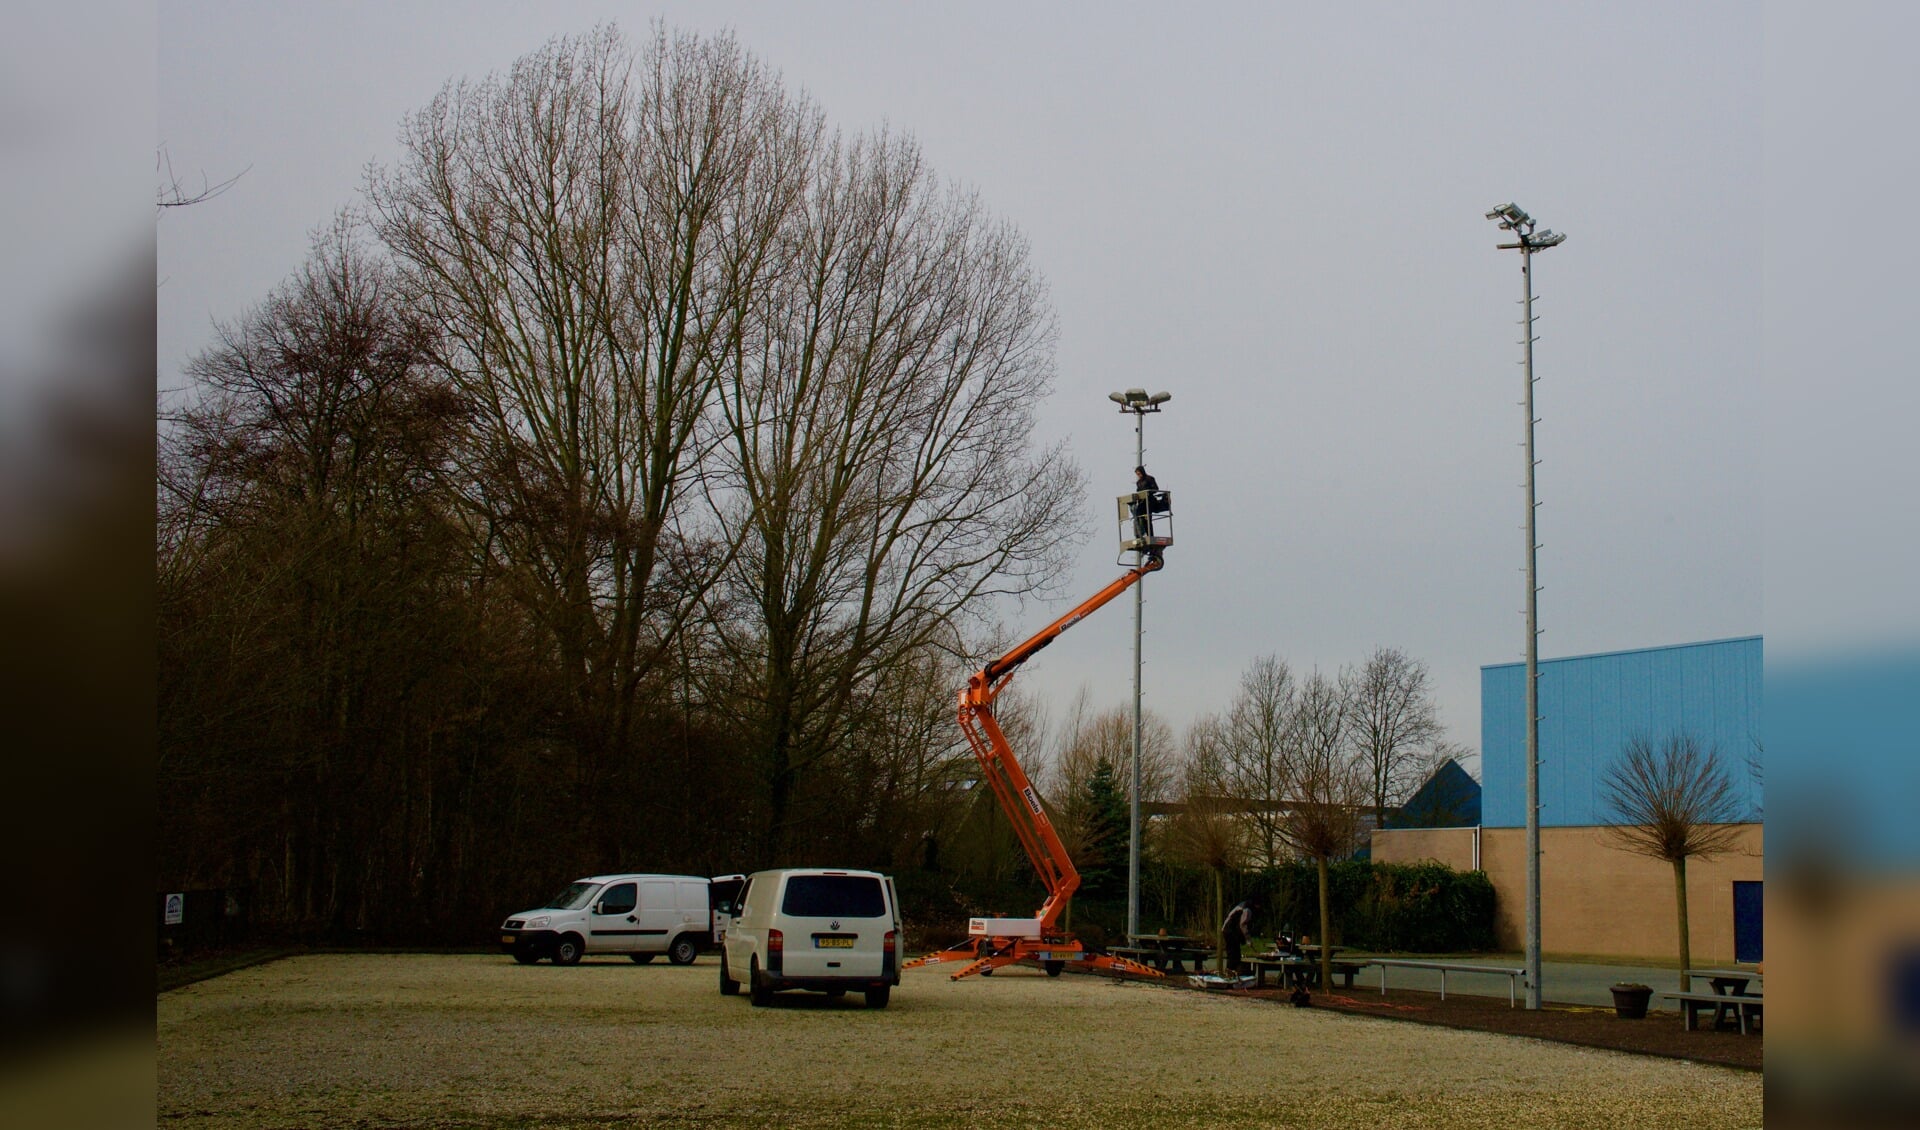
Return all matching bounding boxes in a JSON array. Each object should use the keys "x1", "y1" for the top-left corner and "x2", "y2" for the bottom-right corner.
[{"x1": 157, "y1": 954, "x2": 1762, "y2": 1129}]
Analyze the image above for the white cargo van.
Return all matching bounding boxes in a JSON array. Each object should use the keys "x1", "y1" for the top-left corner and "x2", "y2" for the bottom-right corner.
[
  {"x1": 719, "y1": 868, "x2": 902, "y2": 1008},
  {"x1": 500, "y1": 873, "x2": 739, "y2": 965}
]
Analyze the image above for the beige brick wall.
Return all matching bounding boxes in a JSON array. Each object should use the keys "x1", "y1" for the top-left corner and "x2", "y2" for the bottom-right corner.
[{"x1": 1373, "y1": 823, "x2": 1763, "y2": 963}]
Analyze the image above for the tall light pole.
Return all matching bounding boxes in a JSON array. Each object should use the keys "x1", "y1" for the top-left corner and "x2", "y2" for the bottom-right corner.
[
  {"x1": 1108, "y1": 387, "x2": 1170, "y2": 940},
  {"x1": 1485, "y1": 203, "x2": 1564, "y2": 1010}
]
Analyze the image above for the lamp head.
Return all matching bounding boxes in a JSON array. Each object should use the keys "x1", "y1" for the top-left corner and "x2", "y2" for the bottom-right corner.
[
  {"x1": 1108, "y1": 391, "x2": 1128, "y2": 405},
  {"x1": 1148, "y1": 391, "x2": 1171, "y2": 405}
]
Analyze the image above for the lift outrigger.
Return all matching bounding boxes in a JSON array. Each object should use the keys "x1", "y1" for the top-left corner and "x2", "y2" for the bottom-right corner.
[{"x1": 905, "y1": 488, "x2": 1175, "y2": 980}]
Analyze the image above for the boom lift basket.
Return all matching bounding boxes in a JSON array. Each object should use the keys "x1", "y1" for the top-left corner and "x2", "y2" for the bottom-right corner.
[{"x1": 1117, "y1": 490, "x2": 1173, "y2": 563}]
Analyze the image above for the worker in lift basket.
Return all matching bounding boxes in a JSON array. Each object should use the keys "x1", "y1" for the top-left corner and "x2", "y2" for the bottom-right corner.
[{"x1": 1130, "y1": 465, "x2": 1161, "y2": 558}]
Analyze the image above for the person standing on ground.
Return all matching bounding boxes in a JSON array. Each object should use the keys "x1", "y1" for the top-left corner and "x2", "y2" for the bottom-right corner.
[{"x1": 1222, "y1": 896, "x2": 1256, "y2": 974}]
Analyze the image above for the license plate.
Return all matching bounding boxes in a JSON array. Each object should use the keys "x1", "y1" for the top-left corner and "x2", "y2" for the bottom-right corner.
[
  {"x1": 500, "y1": 935, "x2": 514, "y2": 945},
  {"x1": 816, "y1": 936, "x2": 855, "y2": 948}
]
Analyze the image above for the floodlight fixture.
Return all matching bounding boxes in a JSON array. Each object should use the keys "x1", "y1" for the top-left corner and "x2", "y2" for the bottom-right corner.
[
  {"x1": 1485, "y1": 202, "x2": 1531, "y2": 228},
  {"x1": 1532, "y1": 230, "x2": 1566, "y2": 248},
  {"x1": 1148, "y1": 391, "x2": 1172, "y2": 405},
  {"x1": 1110, "y1": 388, "x2": 1166, "y2": 413},
  {"x1": 1108, "y1": 391, "x2": 1128, "y2": 405}
]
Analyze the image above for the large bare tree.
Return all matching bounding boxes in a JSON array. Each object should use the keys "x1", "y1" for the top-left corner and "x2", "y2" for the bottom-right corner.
[
  {"x1": 370, "y1": 26, "x2": 811, "y2": 864},
  {"x1": 1345, "y1": 646, "x2": 1442, "y2": 832},
  {"x1": 1601, "y1": 732, "x2": 1748, "y2": 988},
  {"x1": 709, "y1": 126, "x2": 1081, "y2": 861}
]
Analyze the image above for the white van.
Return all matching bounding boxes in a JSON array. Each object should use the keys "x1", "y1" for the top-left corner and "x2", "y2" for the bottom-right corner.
[
  {"x1": 719, "y1": 868, "x2": 902, "y2": 1008},
  {"x1": 500, "y1": 873, "x2": 741, "y2": 965}
]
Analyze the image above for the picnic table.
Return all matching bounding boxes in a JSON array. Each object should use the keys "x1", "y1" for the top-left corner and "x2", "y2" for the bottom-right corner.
[
  {"x1": 1110, "y1": 934, "x2": 1215, "y2": 974},
  {"x1": 1669, "y1": 968, "x2": 1764, "y2": 1033},
  {"x1": 1247, "y1": 947, "x2": 1366, "y2": 991}
]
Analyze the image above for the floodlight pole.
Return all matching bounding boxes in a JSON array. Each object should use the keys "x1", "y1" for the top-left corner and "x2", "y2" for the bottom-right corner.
[
  {"x1": 1109, "y1": 389, "x2": 1168, "y2": 942},
  {"x1": 1487, "y1": 204, "x2": 1563, "y2": 1011}
]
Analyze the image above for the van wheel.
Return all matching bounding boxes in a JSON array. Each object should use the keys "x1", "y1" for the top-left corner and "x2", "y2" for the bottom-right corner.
[
  {"x1": 629, "y1": 953, "x2": 655, "y2": 964},
  {"x1": 748, "y1": 957, "x2": 772, "y2": 1007},
  {"x1": 553, "y1": 935, "x2": 584, "y2": 965},
  {"x1": 1045, "y1": 961, "x2": 1065, "y2": 978},
  {"x1": 719, "y1": 952, "x2": 739, "y2": 996},
  {"x1": 864, "y1": 985, "x2": 891, "y2": 1009},
  {"x1": 668, "y1": 935, "x2": 699, "y2": 965},
  {"x1": 512, "y1": 949, "x2": 540, "y2": 965}
]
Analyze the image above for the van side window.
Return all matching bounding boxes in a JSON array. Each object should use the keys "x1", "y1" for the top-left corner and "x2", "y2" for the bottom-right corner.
[
  {"x1": 782, "y1": 875, "x2": 885, "y2": 917},
  {"x1": 598, "y1": 882, "x2": 637, "y2": 915}
]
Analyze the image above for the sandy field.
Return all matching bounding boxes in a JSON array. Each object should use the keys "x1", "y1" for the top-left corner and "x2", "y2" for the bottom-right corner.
[{"x1": 157, "y1": 953, "x2": 1762, "y2": 1128}]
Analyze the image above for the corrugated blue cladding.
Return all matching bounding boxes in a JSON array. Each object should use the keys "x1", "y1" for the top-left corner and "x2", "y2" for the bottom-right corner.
[{"x1": 1481, "y1": 636, "x2": 1762, "y2": 828}]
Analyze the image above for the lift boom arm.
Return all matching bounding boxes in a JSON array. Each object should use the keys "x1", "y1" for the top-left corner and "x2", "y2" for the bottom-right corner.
[{"x1": 959, "y1": 556, "x2": 1163, "y2": 935}]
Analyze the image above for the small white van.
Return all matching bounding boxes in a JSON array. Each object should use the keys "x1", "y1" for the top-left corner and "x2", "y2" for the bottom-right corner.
[
  {"x1": 500, "y1": 873, "x2": 743, "y2": 965},
  {"x1": 719, "y1": 868, "x2": 902, "y2": 1008}
]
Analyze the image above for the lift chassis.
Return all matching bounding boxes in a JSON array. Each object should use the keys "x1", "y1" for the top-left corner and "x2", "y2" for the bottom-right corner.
[{"x1": 905, "y1": 490, "x2": 1173, "y2": 981}]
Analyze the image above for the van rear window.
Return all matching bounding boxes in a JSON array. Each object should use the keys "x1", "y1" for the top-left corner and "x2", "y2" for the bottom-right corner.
[{"x1": 781, "y1": 875, "x2": 885, "y2": 918}]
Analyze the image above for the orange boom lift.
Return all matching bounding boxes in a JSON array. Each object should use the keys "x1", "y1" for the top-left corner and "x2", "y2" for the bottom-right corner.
[{"x1": 905, "y1": 488, "x2": 1174, "y2": 980}]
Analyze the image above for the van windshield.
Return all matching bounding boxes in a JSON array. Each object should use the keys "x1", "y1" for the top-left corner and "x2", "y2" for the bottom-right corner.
[
  {"x1": 781, "y1": 875, "x2": 885, "y2": 918},
  {"x1": 544, "y1": 882, "x2": 600, "y2": 910}
]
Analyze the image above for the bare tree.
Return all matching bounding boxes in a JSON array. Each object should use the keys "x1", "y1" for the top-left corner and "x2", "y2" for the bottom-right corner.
[
  {"x1": 370, "y1": 26, "x2": 809, "y2": 865},
  {"x1": 1164, "y1": 734, "x2": 1245, "y2": 970},
  {"x1": 1215, "y1": 655, "x2": 1296, "y2": 868},
  {"x1": 709, "y1": 124, "x2": 1081, "y2": 861},
  {"x1": 1047, "y1": 701, "x2": 1179, "y2": 813},
  {"x1": 156, "y1": 144, "x2": 248, "y2": 210},
  {"x1": 1278, "y1": 669, "x2": 1368, "y2": 992},
  {"x1": 1601, "y1": 733, "x2": 1748, "y2": 988},
  {"x1": 159, "y1": 215, "x2": 488, "y2": 932},
  {"x1": 1345, "y1": 646, "x2": 1442, "y2": 832}
]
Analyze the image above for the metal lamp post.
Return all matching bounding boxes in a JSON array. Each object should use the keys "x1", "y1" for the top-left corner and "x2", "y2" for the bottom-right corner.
[
  {"x1": 1485, "y1": 203, "x2": 1564, "y2": 1010},
  {"x1": 1107, "y1": 387, "x2": 1170, "y2": 940}
]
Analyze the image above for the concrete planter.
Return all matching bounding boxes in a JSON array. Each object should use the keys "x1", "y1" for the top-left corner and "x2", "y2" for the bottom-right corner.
[{"x1": 1610, "y1": 983, "x2": 1652, "y2": 1020}]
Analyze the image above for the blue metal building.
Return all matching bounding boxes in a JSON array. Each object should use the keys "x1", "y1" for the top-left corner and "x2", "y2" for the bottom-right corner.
[{"x1": 1482, "y1": 636, "x2": 1763, "y2": 829}]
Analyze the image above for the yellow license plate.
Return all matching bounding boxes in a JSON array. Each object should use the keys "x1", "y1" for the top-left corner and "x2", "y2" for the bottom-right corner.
[
  {"x1": 501, "y1": 935, "x2": 514, "y2": 945},
  {"x1": 816, "y1": 937, "x2": 855, "y2": 948}
]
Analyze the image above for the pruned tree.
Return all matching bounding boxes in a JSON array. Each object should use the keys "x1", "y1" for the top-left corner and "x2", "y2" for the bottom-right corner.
[
  {"x1": 1601, "y1": 732, "x2": 1748, "y2": 988},
  {"x1": 1278, "y1": 669, "x2": 1368, "y2": 992},
  {"x1": 1215, "y1": 654, "x2": 1296, "y2": 868},
  {"x1": 1345, "y1": 646, "x2": 1442, "y2": 832}
]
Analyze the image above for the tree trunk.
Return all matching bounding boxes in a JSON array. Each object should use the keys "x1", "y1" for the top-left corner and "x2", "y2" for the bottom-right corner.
[
  {"x1": 1316, "y1": 854, "x2": 1333, "y2": 993},
  {"x1": 1213, "y1": 867, "x2": 1225, "y2": 974},
  {"x1": 1673, "y1": 855, "x2": 1691, "y2": 992}
]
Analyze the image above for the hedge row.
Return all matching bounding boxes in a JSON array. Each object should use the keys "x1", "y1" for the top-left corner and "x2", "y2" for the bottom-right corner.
[{"x1": 1253, "y1": 860, "x2": 1497, "y2": 953}]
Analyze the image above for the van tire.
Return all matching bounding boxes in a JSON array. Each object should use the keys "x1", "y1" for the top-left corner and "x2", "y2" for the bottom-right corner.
[
  {"x1": 719, "y1": 953, "x2": 739, "y2": 995},
  {"x1": 748, "y1": 957, "x2": 772, "y2": 1007},
  {"x1": 512, "y1": 950, "x2": 541, "y2": 965},
  {"x1": 553, "y1": 935, "x2": 584, "y2": 965},
  {"x1": 668, "y1": 935, "x2": 699, "y2": 965},
  {"x1": 863, "y1": 985, "x2": 891, "y2": 1009},
  {"x1": 629, "y1": 953, "x2": 655, "y2": 964}
]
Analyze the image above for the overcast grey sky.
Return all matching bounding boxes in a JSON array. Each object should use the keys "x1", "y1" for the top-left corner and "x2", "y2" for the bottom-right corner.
[{"x1": 157, "y1": 2, "x2": 1797, "y2": 767}]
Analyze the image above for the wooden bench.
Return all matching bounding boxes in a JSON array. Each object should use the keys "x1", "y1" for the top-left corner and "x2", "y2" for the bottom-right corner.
[
  {"x1": 1663, "y1": 990, "x2": 1762, "y2": 1035},
  {"x1": 1365, "y1": 959, "x2": 1529, "y2": 1007}
]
